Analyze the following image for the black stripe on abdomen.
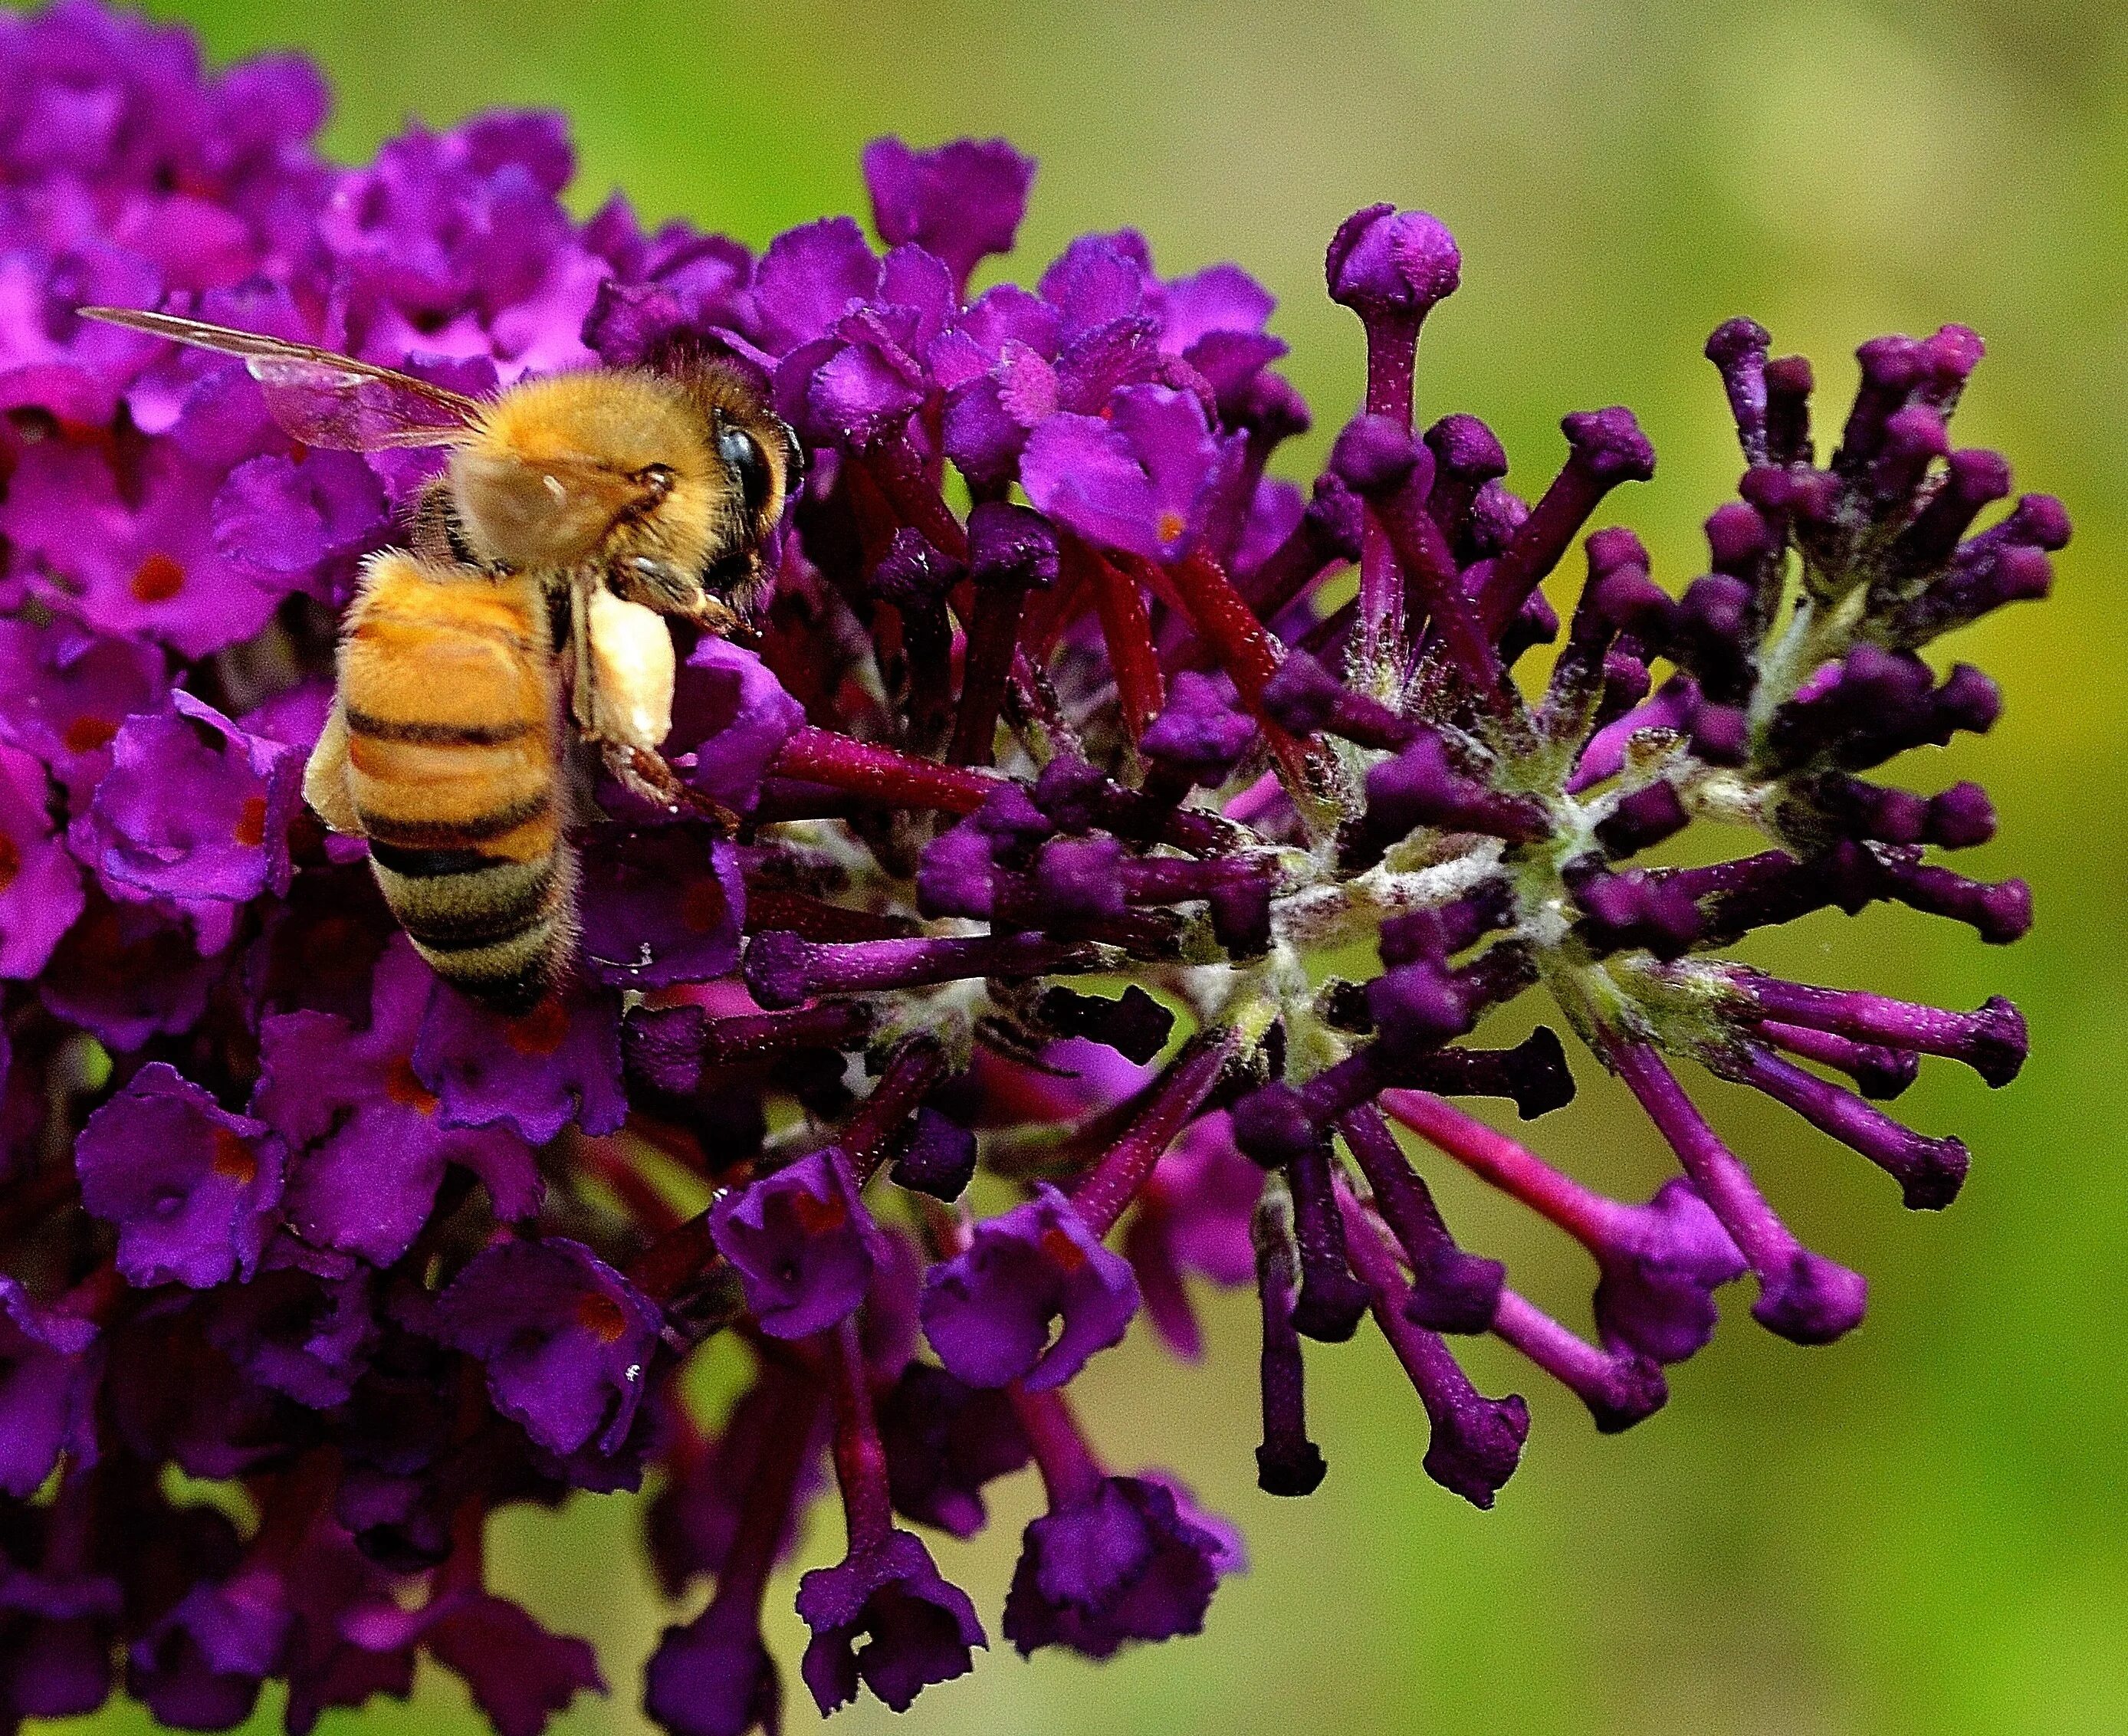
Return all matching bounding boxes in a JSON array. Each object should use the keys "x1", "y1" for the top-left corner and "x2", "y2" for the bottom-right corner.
[
  {"x1": 344, "y1": 707, "x2": 535, "y2": 747},
  {"x1": 356, "y1": 789, "x2": 552, "y2": 847},
  {"x1": 369, "y1": 849, "x2": 557, "y2": 941},
  {"x1": 368, "y1": 841, "x2": 507, "y2": 879}
]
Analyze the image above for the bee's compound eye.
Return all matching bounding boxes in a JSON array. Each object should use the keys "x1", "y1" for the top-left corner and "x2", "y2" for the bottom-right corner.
[{"x1": 717, "y1": 426, "x2": 770, "y2": 519}]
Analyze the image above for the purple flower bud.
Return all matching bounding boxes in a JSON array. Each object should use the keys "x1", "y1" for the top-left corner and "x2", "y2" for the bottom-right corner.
[
  {"x1": 1360, "y1": 733, "x2": 1552, "y2": 852},
  {"x1": 1704, "y1": 316, "x2": 1772, "y2": 461},
  {"x1": 1329, "y1": 412, "x2": 1427, "y2": 497},
  {"x1": 1341, "y1": 1104, "x2": 1503, "y2": 1333},
  {"x1": 1719, "y1": 1044, "x2": 1969, "y2": 1210},
  {"x1": 889, "y1": 1108, "x2": 977, "y2": 1201},
  {"x1": 1611, "y1": 1043, "x2": 1867, "y2": 1346},
  {"x1": 1325, "y1": 205, "x2": 1462, "y2": 319},
  {"x1": 744, "y1": 928, "x2": 1093, "y2": 1009},
  {"x1": 1341, "y1": 1187, "x2": 1527, "y2": 1507},
  {"x1": 642, "y1": 1592, "x2": 780, "y2": 1736},
  {"x1": 880, "y1": 1363, "x2": 1031, "y2": 1537},
  {"x1": 920, "y1": 1185, "x2": 1139, "y2": 1390},
  {"x1": 1140, "y1": 671, "x2": 1256, "y2": 787}
]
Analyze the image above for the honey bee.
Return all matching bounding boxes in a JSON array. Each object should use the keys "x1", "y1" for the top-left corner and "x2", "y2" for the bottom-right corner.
[{"x1": 81, "y1": 307, "x2": 801, "y2": 1012}]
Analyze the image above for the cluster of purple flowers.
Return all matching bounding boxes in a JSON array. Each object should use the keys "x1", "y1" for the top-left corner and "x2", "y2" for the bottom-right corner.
[{"x1": 0, "y1": 4, "x2": 2062, "y2": 1731}]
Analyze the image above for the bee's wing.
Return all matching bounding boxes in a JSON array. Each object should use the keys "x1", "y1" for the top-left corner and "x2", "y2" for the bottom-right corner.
[{"x1": 79, "y1": 307, "x2": 485, "y2": 451}]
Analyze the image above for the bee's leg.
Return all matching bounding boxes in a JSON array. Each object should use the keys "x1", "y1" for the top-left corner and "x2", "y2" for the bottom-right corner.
[{"x1": 597, "y1": 740, "x2": 741, "y2": 837}]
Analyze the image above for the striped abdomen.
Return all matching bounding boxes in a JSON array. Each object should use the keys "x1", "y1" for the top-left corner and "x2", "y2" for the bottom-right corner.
[{"x1": 338, "y1": 553, "x2": 573, "y2": 1012}]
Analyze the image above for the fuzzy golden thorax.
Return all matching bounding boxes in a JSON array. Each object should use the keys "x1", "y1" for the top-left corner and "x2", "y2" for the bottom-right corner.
[{"x1": 448, "y1": 369, "x2": 727, "y2": 605}]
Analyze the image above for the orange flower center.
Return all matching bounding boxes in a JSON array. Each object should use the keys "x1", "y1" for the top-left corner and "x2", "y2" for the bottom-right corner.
[{"x1": 129, "y1": 553, "x2": 186, "y2": 602}]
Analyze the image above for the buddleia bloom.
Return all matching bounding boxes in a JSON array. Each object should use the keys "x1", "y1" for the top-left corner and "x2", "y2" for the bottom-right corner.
[{"x1": 0, "y1": 2, "x2": 2062, "y2": 1731}]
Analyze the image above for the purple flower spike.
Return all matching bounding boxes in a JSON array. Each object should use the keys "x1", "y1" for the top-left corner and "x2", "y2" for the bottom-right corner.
[
  {"x1": 921, "y1": 1184, "x2": 1140, "y2": 1390},
  {"x1": 863, "y1": 136, "x2": 1036, "y2": 294},
  {"x1": 435, "y1": 1236, "x2": 661, "y2": 1459},
  {"x1": 711, "y1": 1148, "x2": 885, "y2": 1339},
  {"x1": 796, "y1": 1530, "x2": 984, "y2": 1715},
  {"x1": 75, "y1": 1062, "x2": 285, "y2": 1289},
  {"x1": 0, "y1": 1278, "x2": 99, "y2": 1498},
  {"x1": 0, "y1": 31, "x2": 2065, "y2": 1727}
]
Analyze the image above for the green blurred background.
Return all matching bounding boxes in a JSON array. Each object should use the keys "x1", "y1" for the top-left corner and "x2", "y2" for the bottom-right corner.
[{"x1": 64, "y1": 0, "x2": 2128, "y2": 1731}]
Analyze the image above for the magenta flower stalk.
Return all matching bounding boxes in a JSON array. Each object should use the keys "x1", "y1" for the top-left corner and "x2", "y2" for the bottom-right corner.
[{"x1": 0, "y1": 3, "x2": 2064, "y2": 1731}]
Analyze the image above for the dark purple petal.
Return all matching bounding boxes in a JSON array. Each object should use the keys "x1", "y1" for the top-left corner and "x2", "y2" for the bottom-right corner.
[
  {"x1": 710, "y1": 1148, "x2": 884, "y2": 1340},
  {"x1": 76, "y1": 1062, "x2": 285, "y2": 1288},
  {"x1": 795, "y1": 1529, "x2": 983, "y2": 1715},
  {"x1": 435, "y1": 1236, "x2": 661, "y2": 1459},
  {"x1": 920, "y1": 1184, "x2": 1140, "y2": 1391}
]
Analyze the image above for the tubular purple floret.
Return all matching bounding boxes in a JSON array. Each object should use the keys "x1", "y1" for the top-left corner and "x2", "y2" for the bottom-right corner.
[
  {"x1": 1835, "y1": 333, "x2": 1928, "y2": 477},
  {"x1": 1730, "y1": 971, "x2": 2028, "y2": 1086},
  {"x1": 1259, "y1": 650, "x2": 1414, "y2": 750},
  {"x1": 1423, "y1": 412, "x2": 1510, "y2": 550},
  {"x1": 1594, "y1": 779, "x2": 1690, "y2": 858},
  {"x1": 1705, "y1": 500, "x2": 1776, "y2": 576},
  {"x1": 1704, "y1": 316, "x2": 1773, "y2": 463},
  {"x1": 743, "y1": 930, "x2": 1099, "y2": 1009},
  {"x1": 1891, "y1": 447, "x2": 2013, "y2": 569},
  {"x1": 1607, "y1": 1041, "x2": 1868, "y2": 1345},
  {"x1": 1253, "y1": 1191, "x2": 1327, "y2": 1497},
  {"x1": 1489, "y1": 1289, "x2": 1668, "y2": 1433},
  {"x1": 1224, "y1": 477, "x2": 1364, "y2": 631},
  {"x1": 1282, "y1": 1144, "x2": 1374, "y2": 1344},
  {"x1": 1378, "y1": 881, "x2": 1517, "y2": 966},
  {"x1": 1338, "y1": 1184, "x2": 1528, "y2": 1508},
  {"x1": 1070, "y1": 1031, "x2": 1238, "y2": 1239},
  {"x1": 1339, "y1": 1104, "x2": 1503, "y2": 1334},
  {"x1": 1325, "y1": 204, "x2": 1462, "y2": 426},
  {"x1": 1378, "y1": 1091, "x2": 1747, "y2": 1367},
  {"x1": 1866, "y1": 402, "x2": 1950, "y2": 504},
  {"x1": 1355, "y1": 734, "x2": 1552, "y2": 861},
  {"x1": 950, "y1": 500, "x2": 1059, "y2": 766},
  {"x1": 1762, "y1": 351, "x2": 1817, "y2": 464},
  {"x1": 1710, "y1": 1043, "x2": 1970, "y2": 1210},
  {"x1": 1876, "y1": 856, "x2": 2033, "y2": 945},
  {"x1": 1759, "y1": 1020, "x2": 1921, "y2": 1101},
  {"x1": 1473, "y1": 407, "x2": 1656, "y2": 638}
]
